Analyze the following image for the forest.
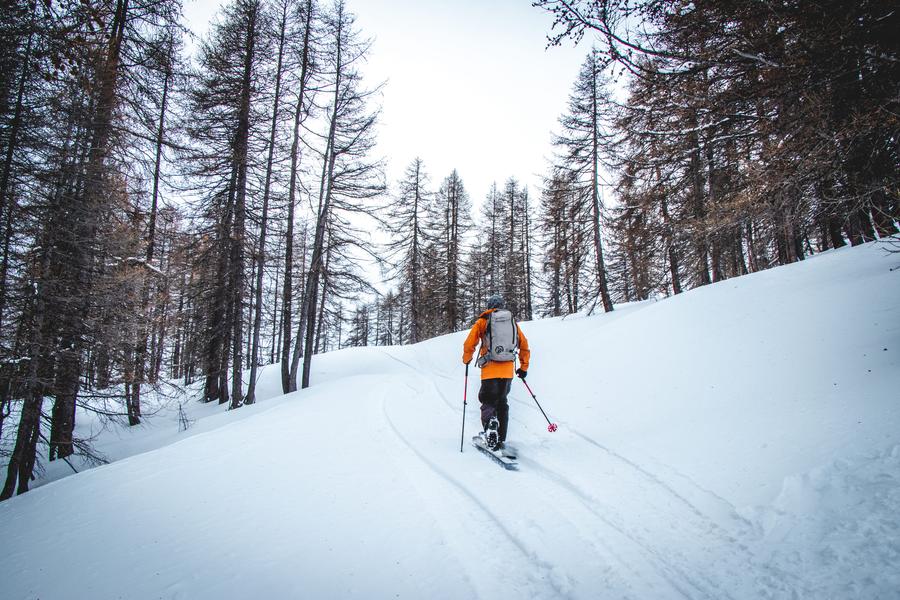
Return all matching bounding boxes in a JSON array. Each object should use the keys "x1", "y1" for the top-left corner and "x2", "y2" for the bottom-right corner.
[{"x1": 0, "y1": 0, "x2": 897, "y2": 499}]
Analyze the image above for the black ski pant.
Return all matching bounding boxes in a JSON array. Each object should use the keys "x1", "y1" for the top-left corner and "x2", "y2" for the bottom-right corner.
[{"x1": 479, "y1": 378, "x2": 512, "y2": 442}]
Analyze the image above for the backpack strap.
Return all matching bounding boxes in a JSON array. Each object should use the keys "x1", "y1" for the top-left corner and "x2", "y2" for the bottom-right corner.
[
  {"x1": 476, "y1": 314, "x2": 491, "y2": 367},
  {"x1": 512, "y1": 317, "x2": 519, "y2": 352},
  {"x1": 487, "y1": 312, "x2": 493, "y2": 357}
]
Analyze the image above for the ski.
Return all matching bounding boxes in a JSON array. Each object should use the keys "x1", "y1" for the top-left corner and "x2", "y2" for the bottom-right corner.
[{"x1": 472, "y1": 436, "x2": 518, "y2": 470}]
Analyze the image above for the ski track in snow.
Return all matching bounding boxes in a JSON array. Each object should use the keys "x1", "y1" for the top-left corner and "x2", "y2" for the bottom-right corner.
[
  {"x1": 378, "y1": 349, "x2": 747, "y2": 599},
  {"x1": 377, "y1": 358, "x2": 639, "y2": 598},
  {"x1": 379, "y1": 383, "x2": 572, "y2": 599},
  {"x1": 518, "y1": 455, "x2": 712, "y2": 600},
  {"x1": 506, "y1": 389, "x2": 760, "y2": 537},
  {"x1": 506, "y1": 379, "x2": 804, "y2": 598},
  {"x1": 379, "y1": 345, "x2": 806, "y2": 599},
  {"x1": 399, "y1": 351, "x2": 687, "y2": 585}
]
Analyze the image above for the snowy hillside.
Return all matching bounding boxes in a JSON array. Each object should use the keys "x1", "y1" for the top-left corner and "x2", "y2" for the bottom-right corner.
[{"x1": 2, "y1": 240, "x2": 899, "y2": 599}]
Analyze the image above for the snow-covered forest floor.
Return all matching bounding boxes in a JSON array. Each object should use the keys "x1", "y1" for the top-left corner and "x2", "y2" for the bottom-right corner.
[{"x1": 2, "y1": 240, "x2": 899, "y2": 599}]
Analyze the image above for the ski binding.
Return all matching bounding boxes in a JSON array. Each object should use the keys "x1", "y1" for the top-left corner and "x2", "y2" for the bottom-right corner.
[{"x1": 472, "y1": 435, "x2": 518, "y2": 470}]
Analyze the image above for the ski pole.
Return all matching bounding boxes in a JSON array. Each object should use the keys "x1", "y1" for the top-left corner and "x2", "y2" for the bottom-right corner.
[
  {"x1": 460, "y1": 363, "x2": 469, "y2": 452},
  {"x1": 520, "y1": 377, "x2": 558, "y2": 432}
]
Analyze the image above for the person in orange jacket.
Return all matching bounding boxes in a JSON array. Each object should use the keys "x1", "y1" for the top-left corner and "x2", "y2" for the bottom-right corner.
[{"x1": 462, "y1": 294, "x2": 530, "y2": 450}]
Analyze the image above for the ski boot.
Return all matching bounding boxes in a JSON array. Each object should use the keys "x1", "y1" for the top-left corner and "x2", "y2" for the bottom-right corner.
[{"x1": 485, "y1": 417, "x2": 500, "y2": 451}]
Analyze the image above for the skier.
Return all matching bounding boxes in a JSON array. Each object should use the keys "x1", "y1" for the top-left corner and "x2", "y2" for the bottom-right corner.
[{"x1": 462, "y1": 294, "x2": 530, "y2": 451}]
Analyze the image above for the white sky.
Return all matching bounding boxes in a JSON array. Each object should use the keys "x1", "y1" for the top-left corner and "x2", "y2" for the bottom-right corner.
[{"x1": 182, "y1": 0, "x2": 592, "y2": 208}]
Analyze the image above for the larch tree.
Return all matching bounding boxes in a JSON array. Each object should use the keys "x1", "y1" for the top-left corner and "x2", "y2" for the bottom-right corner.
[
  {"x1": 299, "y1": 0, "x2": 384, "y2": 389},
  {"x1": 185, "y1": 0, "x2": 267, "y2": 408},
  {"x1": 2, "y1": 0, "x2": 183, "y2": 498},
  {"x1": 246, "y1": 0, "x2": 290, "y2": 405},
  {"x1": 436, "y1": 169, "x2": 472, "y2": 332},
  {"x1": 535, "y1": 0, "x2": 899, "y2": 299},
  {"x1": 383, "y1": 157, "x2": 434, "y2": 344},
  {"x1": 129, "y1": 26, "x2": 185, "y2": 425},
  {"x1": 552, "y1": 48, "x2": 615, "y2": 313},
  {"x1": 536, "y1": 169, "x2": 589, "y2": 316},
  {"x1": 280, "y1": 0, "x2": 318, "y2": 394}
]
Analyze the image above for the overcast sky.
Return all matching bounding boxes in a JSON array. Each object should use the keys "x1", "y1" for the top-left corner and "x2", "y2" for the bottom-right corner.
[{"x1": 182, "y1": 0, "x2": 592, "y2": 208}]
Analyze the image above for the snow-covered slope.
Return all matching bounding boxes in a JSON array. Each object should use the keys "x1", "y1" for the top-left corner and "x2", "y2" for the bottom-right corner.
[{"x1": 2, "y1": 241, "x2": 899, "y2": 599}]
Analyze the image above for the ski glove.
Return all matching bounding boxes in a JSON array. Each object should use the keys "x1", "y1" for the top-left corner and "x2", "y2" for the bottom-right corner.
[{"x1": 516, "y1": 368, "x2": 527, "y2": 379}]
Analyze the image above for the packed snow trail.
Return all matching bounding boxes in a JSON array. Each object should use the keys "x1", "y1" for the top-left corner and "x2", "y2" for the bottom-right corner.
[
  {"x1": 378, "y1": 345, "x2": 792, "y2": 599},
  {"x1": 1, "y1": 240, "x2": 899, "y2": 599}
]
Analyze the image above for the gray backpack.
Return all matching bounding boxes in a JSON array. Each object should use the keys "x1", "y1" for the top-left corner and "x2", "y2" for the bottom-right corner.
[{"x1": 477, "y1": 309, "x2": 518, "y2": 367}]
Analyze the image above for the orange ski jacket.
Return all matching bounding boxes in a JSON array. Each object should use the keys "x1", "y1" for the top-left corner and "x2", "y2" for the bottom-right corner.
[{"x1": 462, "y1": 309, "x2": 530, "y2": 380}]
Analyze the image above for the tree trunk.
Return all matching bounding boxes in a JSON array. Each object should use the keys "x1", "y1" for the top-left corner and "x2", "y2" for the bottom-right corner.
[
  {"x1": 590, "y1": 64, "x2": 613, "y2": 312},
  {"x1": 523, "y1": 191, "x2": 533, "y2": 320},
  {"x1": 152, "y1": 269, "x2": 170, "y2": 383},
  {"x1": 687, "y1": 123, "x2": 710, "y2": 286},
  {"x1": 2, "y1": 393, "x2": 41, "y2": 499},
  {"x1": 659, "y1": 189, "x2": 682, "y2": 294},
  {"x1": 246, "y1": 2, "x2": 287, "y2": 405},
  {"x1": 850, "y1": 206, "x2": 876, "y2": 244},
  {"x1": 281, "y1": 0, "x2": 314, "y2": 394},
  {"x1": 229, "y1": 2, "x2": 258, "y2": 409},
  {"x1": 301, "y1": 180, "x2": 332, "y2": 389},
  {"x1": 131, "y1": 37, "x2": 172, "y2": 425},
  {"x1": 172, "y1": 268, "x2": 186, "y2": 379},
  {"x1": 1, "y1": 253, "x2": 49, "y2": 499},
  {"x1": 827, "y1": 214, "x2": 846, "y2": 249},
  {"x1": 288, "y1": 222, "x2": 309, "y2": 388},
  {"x1": 447, "y1": 176, "x2": 459, "y2": 330},
  {"x1": 301, "y1": 16, "x2": 342, "y2": 390},
  {"x1": 204, "y1": 168, "x2": 236, "y2": 403},
  {"x1": 270, "y1": 258, "x2": 280, "y2": 365},
  {"x1": 314, "y1": 254, "x2": 330, "y2": 354},
  {"x1": 409, "y1": 162, "x2": 421, "y2": 343}
]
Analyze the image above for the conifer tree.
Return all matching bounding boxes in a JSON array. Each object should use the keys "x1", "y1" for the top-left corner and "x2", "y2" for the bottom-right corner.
[
  {"x1": 246, "y1": 0, "x2": 290, "y2": 405},
  {"x1": 186, "y1": 0, "x2": 267, "y2": 408},
  {"x1": 383, "y1": 157, "x2": 434, "y2": 343},
  {"x1": 537, "y1": 170, "x2": 588, "y2": 316},
  {"x1": 299, "y1": 0, "x2": 384, "y2": 389},
  {"x1": 536, "y1": 0, "x2": 900, "y2": 296},
  {"x1": 2, "y1": 0, "x2": 183, "y2": 498},
  {"x1": 436, "y1": 169, "x2": 472, "y2": 332},
  {"x1": 552, "y1": 48, "x2": 615, "y2": 313},
  {"x1": 280, "y1": 0, "x2": 317, "y2": 394}
]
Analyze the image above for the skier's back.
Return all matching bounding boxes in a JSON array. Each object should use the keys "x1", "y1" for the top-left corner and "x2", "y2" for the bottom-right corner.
[{"x1": 461, "y1": 295, "x2": 530, "y2": 451}]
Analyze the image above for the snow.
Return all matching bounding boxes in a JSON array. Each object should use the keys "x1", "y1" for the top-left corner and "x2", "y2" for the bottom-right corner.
[{"x1": 2, "y1": 240, "x2": 899, "y2": 599}]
